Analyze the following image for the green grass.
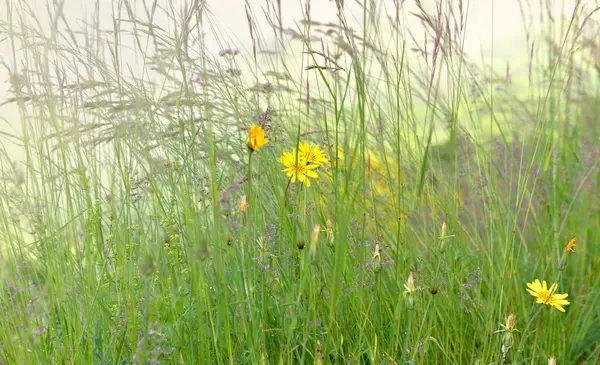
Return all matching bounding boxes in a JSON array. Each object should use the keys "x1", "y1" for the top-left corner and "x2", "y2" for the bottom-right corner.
[{"x1": 1, "y1": 0, "x2": 600, "y2": 364}]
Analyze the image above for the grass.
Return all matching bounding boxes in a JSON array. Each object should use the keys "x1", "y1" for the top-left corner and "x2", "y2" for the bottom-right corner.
[{"x1": 1, "y1": 0, "x2": 600, "y2": 364}]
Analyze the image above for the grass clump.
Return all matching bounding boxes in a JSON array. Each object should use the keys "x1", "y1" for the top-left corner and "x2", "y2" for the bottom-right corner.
[{"x1": 1, "y1": 0, "x2": 600, "y2": 364}]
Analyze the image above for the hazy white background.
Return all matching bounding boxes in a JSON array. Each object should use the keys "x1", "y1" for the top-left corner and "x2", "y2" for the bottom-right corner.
[{"x1": 0, "y1": 0, "x2": 588, "y2": 162}]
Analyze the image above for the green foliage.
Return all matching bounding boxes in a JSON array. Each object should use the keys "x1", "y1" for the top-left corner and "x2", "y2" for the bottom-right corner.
[{"x1": 1, "y1": 0, "x2": 599, "y2": 364}]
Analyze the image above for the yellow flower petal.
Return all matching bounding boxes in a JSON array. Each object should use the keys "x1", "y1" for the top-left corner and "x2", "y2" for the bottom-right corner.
[
  {"x1": 280, "y1": 146, "x2": 320, "y2": 187},
  {"x1": 247, "y1": 125, "x2": 268, "y2": 151},
  {"x1": 565, "y1": 237, "x2": 576, "y2": 253},
  {"x1": 526, "y1": 279, "x2": 570, "y2": 312}
]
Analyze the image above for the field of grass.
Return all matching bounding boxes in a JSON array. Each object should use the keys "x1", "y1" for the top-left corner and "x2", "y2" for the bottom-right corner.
[{"x1": 1, "y1": 0, "x2": 600, "y2": 364}]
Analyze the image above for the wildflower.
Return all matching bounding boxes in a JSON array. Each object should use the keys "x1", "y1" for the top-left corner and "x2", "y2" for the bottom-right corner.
[
  {"x1": 565, "y1": 238, "x2": 576, "y2": 254},
  {"x1": 439, "y1": 221, "x2": 448, "y2": 251},
  {"x1": 299, "y1": 142, "x2": 329, "y2": 166},
  {"x1": 495, "y1": 313, "x2": 518, "y2": 353},
  {"x1": 280, "y1": 149, "x2": 318, "y2": 187},
  {"x1": 504, "y1": 313, "x2": 517, "y2": 332},
  {"x1": 403, "y1": 272, "x2": 416, "y2": 308},
  {"x1": 372, "y1": 243, "x2": 382, "y2": 273},
  {"x1": 404, "y1": 272, "x2": 416, "y2": 294},
  {"x1": 246, "y1": 125, "x2": 268, "y2": 152},
  {"x1": 526, "y1": 279, "x2": 570, "y2": 312},
  {"x1": 494, "y1": 313, "x2": 517, "y2": 334},
  {"x1": 548, "y1": 357, "x2": 556, "y2": 365},
  {"x1": 240, "y1": 195, "x2": 247, "y2": 212}
]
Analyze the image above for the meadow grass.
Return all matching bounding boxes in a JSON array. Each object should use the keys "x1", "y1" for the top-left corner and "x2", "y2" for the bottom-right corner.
[{"x1": 1, "y1": 0, "x2": 600, "y2": 364}]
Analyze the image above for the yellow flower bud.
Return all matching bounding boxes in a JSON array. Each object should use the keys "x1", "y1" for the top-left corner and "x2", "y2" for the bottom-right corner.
[{"x1": 246, "y1": 125, "x2": 268, "y2": 152}]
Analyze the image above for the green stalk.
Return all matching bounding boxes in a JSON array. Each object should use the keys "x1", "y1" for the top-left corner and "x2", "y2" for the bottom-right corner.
[{"x1": 247, "y1": 151, "x2": 254, "y2": 251}]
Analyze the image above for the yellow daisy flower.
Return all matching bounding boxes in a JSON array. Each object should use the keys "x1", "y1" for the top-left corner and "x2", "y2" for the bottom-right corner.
[
  {"x1": 526, "y1": 279, "x2": 570, "y2": 312},
  {"x1": 246, "y1": 125, "x2": 268, "y2": 151},
  {"x1": 280, "y1": 149, "x2": 318, "y2": 187},
  {"x1": 299, "y1": 142, "x2": 329, "y2": 166}
]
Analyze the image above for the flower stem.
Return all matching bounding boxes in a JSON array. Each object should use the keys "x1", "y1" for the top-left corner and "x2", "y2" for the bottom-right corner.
[
  {"x1": 512, "y1": 304, "x2": 544, "y2": 364},
  {"x1": 400, "y1": 309, "x2": 413, "y2": 363},
  {"x1": 247, "y1": 151, "x2": 253, "y2": 252}
]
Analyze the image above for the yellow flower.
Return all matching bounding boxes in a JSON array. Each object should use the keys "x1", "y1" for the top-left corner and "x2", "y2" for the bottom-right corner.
[
  {"x1": 299, "y1": 142, "x2": 329, "y2": 166},
  {"x1": 280, "y1": 149, "x2": 318, "y2": 187},
  {"x1": 545, "y1": 291, "x2": 570, "y2": 312},
  {"x1": 372, "y1": 243, "x2": 382, "y2": 273},
  {"x1": 548, "y1": 357, "x2": 556, "y2": 365},
  {"x1": 565, "y1": 237, "x2": 576, "y2": 254},
  {"x1": 246, "y1": 125, "x2": 268, "y2": 151},
  {"x1": 403, "y1": 271, "x2": 416, "y2": 308},
  {"x1": 404, "y1": 272, "x2": 416, "y2": 294},
  {"x1": 372, "y1": 243, "x2": 381, "y2": 261},
  {"x1": 526, "y1": 279, "x2": 570, "y2": 312}
]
